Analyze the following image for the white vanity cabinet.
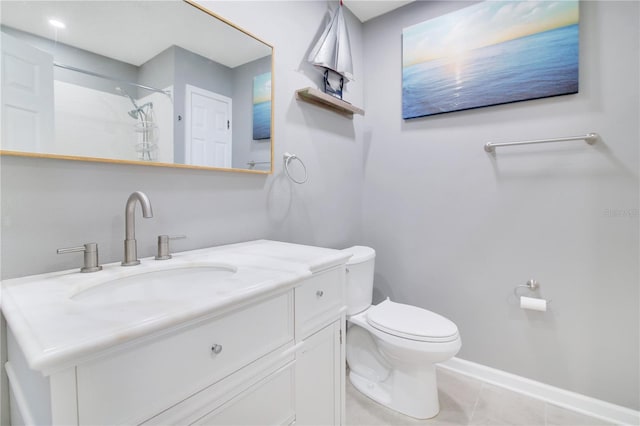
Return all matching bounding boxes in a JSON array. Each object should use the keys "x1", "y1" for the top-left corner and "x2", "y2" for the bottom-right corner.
[
  {"x1": 4, "y1": 247, "x2": 348, "y2": 426},
  {"x1": 7, "y1": 291, "x2": 297, "y2": 426},
  {"x1": 79, "y1": 291, "x2": 295, "y2": 425}
]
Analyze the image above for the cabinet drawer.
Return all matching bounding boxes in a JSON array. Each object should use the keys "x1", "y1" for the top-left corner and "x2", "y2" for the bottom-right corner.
[
  {"x1": 295, "y1": 267, "x2": 345, "y2": 338},
  {"x1": 192, "y1": 363, "x2": 295, "y2": 425},
  {"x1": 76, "y1": 292, "x2": 294, "y2": 426},
  {"x1": 142, "y1": 342, "x2": 296, "y2": 425}
]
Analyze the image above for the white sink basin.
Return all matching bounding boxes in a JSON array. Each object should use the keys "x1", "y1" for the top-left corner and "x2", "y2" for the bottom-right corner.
[
  {"x1": 0, "y1": 240, "x2": 351, "y2": 372},
  {"x1": 71, "y1": 264, "x2": 238, "y2": 303}
]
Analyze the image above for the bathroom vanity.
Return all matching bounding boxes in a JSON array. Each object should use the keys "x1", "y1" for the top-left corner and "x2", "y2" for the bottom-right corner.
[{"x1": 1, "y1": 240, "x2": 349, "y2": 425}]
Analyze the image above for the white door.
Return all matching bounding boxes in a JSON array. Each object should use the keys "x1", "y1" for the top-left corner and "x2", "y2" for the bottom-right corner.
[
  {"x1": 185, "y1": 84, "x2": 232, "y2": 167},
  {"x1": 1, "y1": 33, "x2": 54, "y2": 152},
  {"x1": 295, "y1": 321, "x2": 342, "y2": 425}
]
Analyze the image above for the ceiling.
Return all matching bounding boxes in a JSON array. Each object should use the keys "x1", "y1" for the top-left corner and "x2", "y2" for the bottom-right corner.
[
  {"x1": 0, "y1": 0, "x2": 411, "y2": 69},
  {"x1": 0, "y1": 1, "x2": 271, "y2": 68},
  {"x1": 343, "y1": 0, "x2": 415, "y2": 23}
]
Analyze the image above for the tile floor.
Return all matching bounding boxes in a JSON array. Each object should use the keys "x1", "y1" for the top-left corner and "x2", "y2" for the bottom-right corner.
[{"x1": 345, "y1": 367, "x2": 613, "y2": 426}]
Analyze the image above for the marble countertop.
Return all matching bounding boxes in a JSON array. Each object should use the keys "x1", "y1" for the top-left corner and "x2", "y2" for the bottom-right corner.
[{"x1": 1, "y1": 240, "x2": 350, "y2": 374}]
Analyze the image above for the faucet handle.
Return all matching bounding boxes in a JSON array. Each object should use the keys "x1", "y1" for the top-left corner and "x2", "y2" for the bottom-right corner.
[
  {"x1": 155, "y1": 235, "x2": 186, "y2": 260},
  {"x1": 57, "y1": 242, "x2": 103, "y2": 273}
]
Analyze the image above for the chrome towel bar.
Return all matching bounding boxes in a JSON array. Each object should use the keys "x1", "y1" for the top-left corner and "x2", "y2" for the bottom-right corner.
[
  {"x1": 484, "y1": 132, "x2": 598, "y2": 153},
  {"x1": 246, "y1": 160, "x2": 271, "y2": 169}
]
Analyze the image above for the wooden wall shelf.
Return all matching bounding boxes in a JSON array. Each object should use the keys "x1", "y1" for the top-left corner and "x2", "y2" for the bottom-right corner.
[{"x1": 295, "y1": 87, "x2": 364, "y2": 117}]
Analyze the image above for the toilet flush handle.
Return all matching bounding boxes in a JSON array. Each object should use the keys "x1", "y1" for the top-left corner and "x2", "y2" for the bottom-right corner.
[{"x1": 316, "y1": 290, "x2": 324, "y2": 297}]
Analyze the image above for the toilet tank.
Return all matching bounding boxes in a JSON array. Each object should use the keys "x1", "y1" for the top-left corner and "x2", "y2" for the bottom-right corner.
[{"x1": 342, "y1": 246, "x2": 376, "y2": 316}]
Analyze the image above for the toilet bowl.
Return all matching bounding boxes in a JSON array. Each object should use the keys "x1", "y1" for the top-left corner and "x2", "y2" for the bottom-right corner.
[{"x1": 343, "y1": 246, "x2": 461, "y2": 419}]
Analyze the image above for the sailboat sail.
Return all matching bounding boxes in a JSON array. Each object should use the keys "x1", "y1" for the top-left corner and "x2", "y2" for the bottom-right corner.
[{"x1": 307, "y1": 4, "x2": 353, "y2": 82}]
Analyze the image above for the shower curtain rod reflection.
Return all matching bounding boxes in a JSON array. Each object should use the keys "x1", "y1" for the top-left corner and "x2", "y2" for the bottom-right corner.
[{"x1": 53, "y1": 62, "x2": 172, "y2": 98}]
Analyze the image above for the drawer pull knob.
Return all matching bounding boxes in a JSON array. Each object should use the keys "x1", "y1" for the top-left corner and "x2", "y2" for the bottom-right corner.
[
  {"x1": 316, "y1": 290, "x2": 324, "y2": 297},
  {"x1": 211, "y1": 344, "x2": 223, "y2": 354}
]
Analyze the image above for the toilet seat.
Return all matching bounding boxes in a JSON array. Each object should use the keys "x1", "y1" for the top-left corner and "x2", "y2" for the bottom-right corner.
[{"x1": 366, "y1": 299, "x2": 459, "y2": 343}]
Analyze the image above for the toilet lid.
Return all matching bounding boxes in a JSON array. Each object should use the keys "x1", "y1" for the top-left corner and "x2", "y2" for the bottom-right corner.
[{"x1": 366, "y1": 299, "x2": 459, "y2": 342}]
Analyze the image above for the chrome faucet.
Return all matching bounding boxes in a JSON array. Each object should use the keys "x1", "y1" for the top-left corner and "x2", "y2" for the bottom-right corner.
[{"x1": 122, "y1": 191, "x2": 153, "y2": 266}]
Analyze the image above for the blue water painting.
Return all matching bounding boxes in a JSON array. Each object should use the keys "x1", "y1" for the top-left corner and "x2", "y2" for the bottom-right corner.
[
  {"x1": 402, "y1": 1, "x2": 579, "y2": 119},
  {"x1": 253, "y1": 72, "x2": 271, "y2": 140},
  {"x1": 253, "y1": 100, "x2": 271, "y2": 140}
]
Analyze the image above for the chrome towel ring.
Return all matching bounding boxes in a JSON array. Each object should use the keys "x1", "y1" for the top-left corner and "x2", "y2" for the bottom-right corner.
[{"x1": 283, "y1": 152, "x2": 308, "y2": 184}]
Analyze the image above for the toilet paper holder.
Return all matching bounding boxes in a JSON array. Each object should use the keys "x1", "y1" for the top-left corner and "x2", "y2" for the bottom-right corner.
[{"x1": 514, "y1": 279, "x2": 552, "y2": 304}]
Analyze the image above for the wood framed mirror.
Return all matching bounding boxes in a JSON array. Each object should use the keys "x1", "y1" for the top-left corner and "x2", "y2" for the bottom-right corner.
[{"x1": 0, "y1": 0, "x2": 274, "y2": 173}]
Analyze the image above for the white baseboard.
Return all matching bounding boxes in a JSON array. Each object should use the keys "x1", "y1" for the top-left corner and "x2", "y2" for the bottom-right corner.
[{"x1": 439, "y1": 357, "x2": 640, "y2": 426}]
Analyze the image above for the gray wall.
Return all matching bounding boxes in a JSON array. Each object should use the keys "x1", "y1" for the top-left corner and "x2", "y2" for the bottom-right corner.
[
  {"x1": 174, "y1": 46, "x2": 233, "y2": 99},
  {"x1": 231, "y1": 55, "x2": 272, "y2": 169},
  {"x1": 137, "y1": 46, "x2": 175, "y2": 99},
  {"x1": 361, "y1": 0, "x2": 639, "y2": 410}
]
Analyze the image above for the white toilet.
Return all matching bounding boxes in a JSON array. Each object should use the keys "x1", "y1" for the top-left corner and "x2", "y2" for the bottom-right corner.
[{"x1": 343, "y1": 246, "x2": 462, "y2": 419}]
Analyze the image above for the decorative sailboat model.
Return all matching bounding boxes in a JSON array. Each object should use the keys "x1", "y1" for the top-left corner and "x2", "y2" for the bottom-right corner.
[{"x1": 307, "y1": 0, "x2": 353, "y2": 100}]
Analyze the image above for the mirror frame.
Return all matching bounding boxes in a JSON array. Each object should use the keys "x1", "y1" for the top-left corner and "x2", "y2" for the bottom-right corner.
[{"x1": 0, "y1": 0, "x2": 274, "y2": 175}]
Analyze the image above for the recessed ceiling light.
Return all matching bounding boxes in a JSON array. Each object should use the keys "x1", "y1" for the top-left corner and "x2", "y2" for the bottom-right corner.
[{"x1": 48, "y1": 19, "x2": 66, "y2": 29}]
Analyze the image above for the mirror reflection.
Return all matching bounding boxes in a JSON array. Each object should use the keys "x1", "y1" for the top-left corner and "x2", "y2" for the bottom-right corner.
[{"x1": 0, "y1": 1, "x2": 273, "y2": 172}]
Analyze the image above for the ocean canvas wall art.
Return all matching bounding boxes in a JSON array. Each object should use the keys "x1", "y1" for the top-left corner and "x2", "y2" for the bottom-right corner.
[
  {"x1": 402, "y1": 1, "x2": 579, "y2": 119},
  {"x1": 253, "y1": 72, "x2": 272, "y2": 140}
]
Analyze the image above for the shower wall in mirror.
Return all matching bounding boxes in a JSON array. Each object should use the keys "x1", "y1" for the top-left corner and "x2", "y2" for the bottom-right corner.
[{"x1": 0, "y1": 0, "x2": 273, "y2": 173}]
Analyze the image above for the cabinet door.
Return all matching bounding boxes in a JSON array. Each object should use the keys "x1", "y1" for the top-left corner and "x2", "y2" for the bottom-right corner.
[
  {"x1": 295, "y1": 320, "x2": 342, "y2": 426},
  {"x1": 191, "y1": 363, "x2": 295, "y2": 426}
]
